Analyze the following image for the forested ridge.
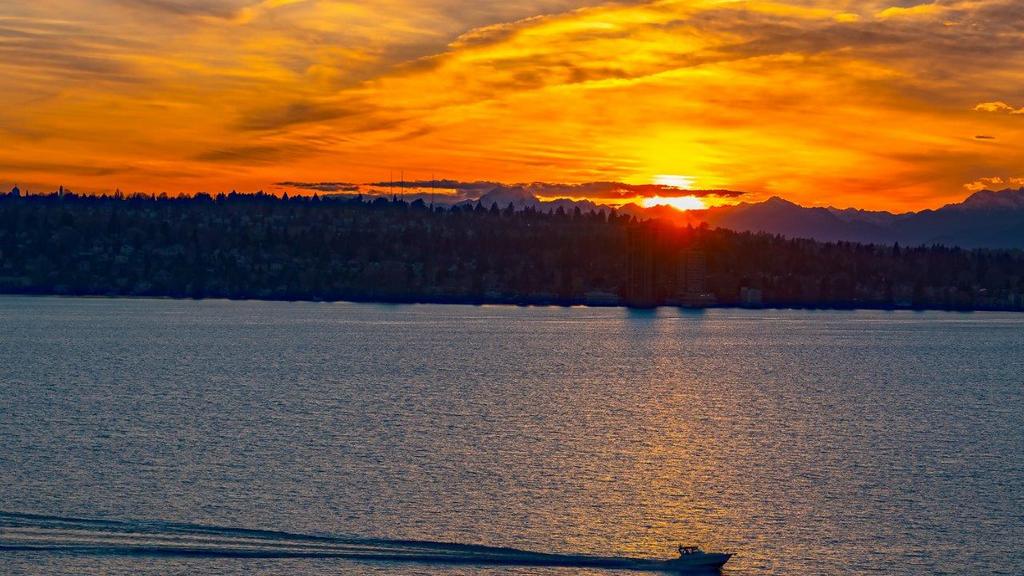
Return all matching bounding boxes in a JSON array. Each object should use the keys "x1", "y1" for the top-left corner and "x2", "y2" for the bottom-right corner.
[{"x1": 2, "y1": 191, "x2": 1024, "y2": 310}]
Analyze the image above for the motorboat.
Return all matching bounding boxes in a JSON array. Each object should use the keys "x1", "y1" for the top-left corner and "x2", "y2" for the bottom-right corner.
[{"x1": 659, "y1": 545, "x2": 733, "y2": 570}]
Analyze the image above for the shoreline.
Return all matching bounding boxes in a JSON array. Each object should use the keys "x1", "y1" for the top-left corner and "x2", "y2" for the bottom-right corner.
[{"x1": 1, "y1": 290, "x2": 1019, "y2": 313}]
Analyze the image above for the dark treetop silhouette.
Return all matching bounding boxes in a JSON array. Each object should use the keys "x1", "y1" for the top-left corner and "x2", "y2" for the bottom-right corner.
[{"x1": 2, "y1": 191, "x2": 1024, "y2": 310}]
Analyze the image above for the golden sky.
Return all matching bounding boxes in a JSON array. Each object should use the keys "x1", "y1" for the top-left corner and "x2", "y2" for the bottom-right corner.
[{"x1": 2, "y1": 0, "x2": 1024, "y2": 211}]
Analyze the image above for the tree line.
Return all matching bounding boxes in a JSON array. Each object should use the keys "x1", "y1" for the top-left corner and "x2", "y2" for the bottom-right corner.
[{"x1": 1, "y1": 191, "x2": 1023, "y2": 310}]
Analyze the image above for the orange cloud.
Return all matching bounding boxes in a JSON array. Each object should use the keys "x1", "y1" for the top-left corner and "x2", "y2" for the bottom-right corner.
[
  {"x1": 2, "y1": 0, "x2": 1024, "y2": 211},
  {"x1": 965, "y1": 176, "x2": 1024, "y2": 192},
  {"x1": 974, "y1": 101, "x2": 1024, "y2": 114},
  {"x1": 875, "y1": 3, "x2": 944, "y2": 20}
]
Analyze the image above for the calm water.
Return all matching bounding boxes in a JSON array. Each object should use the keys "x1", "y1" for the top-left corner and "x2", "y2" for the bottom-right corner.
[{"x1": 1, "y1": 296, "x2": 1022, "y2": 575}]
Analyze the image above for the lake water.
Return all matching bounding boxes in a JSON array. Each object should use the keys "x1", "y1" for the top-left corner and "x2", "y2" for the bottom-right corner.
[{"x1": 1, "y1": 296, "x2": 1022, "y2": 575}]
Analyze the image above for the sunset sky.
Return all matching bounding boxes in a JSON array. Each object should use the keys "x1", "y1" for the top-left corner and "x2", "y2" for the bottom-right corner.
[{"x1": 2, "y1": 0, "x2": 1024, "y2": 211}]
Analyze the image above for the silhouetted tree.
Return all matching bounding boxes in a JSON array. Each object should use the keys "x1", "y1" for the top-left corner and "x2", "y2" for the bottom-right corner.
[{"x1": 0, "y1": 191, "x2": 1022, "y2": 309}]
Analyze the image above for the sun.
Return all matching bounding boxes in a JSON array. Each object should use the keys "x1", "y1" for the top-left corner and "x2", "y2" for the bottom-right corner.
[
  {"x1": 653, "y1": 174, "x2": 696, "y2": 189},
  {"x1": 641, "y1": 195, "x2": 707, "y2": 211}
]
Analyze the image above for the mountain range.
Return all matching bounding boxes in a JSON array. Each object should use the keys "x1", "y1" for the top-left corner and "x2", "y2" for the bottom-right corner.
[
  {"x1": 467, "y1": 187, "x2": 1024, "y2": 249},
  {"x1": 676, "y1": 188, "x2": 1024, "y2": 249}
]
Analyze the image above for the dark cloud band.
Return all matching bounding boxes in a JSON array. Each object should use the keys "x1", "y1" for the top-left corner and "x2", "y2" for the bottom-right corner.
[{"x1": 281, "y1": 179, "x2": 746, "y2": 200}]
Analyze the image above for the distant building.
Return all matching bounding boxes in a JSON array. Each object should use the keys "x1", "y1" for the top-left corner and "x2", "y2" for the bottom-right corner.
[
  {"x1": 9, "y1": 185, "x2": 20, "y2": 197},
  {"x1": 626, "y1": 227, "x2": 657, "y2": 307},
  {"x1": 674, "y1": 249, "x2": 715, "y2": 307},
  {"x1": 683, "y1": 250, "x2": 705, "y2": 294}
]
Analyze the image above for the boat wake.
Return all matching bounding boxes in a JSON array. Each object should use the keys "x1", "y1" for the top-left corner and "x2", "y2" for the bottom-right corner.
[{"x1": 0, "y1": 511, "x2": 719, "y2": 573}]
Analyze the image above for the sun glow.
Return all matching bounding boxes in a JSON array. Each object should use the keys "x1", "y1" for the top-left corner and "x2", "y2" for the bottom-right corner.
[
  {"x1": 641, "y1": 195, "x2": 707, "y2": 211},
  {"x1": 3, "y1": 0, "x2": 1023, "y2": 210},
  {"x1": 653, "y1": 175, "x2": 697, "y2": 189}
]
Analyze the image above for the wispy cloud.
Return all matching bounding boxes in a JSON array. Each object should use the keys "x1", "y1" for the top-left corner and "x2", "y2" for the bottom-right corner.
[
  {"x1": 280, "y1": 179, "x2": 746, "y2": 202},
  {"x1": 275, "y1": 181, "x2": 360, "y2": 192},
  {"x1": 3, "y1": 0, "x2": 1024, "y2": 210},
  {"x1": 964, "y1": 175, "x2": 1024, "y2": 192},
  {"x1": 974, "y1": 101, "x2": 1024, "y2": 114},
  {"x1": 193, "y1": 143, "x2": 314, "y2": 164}
]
